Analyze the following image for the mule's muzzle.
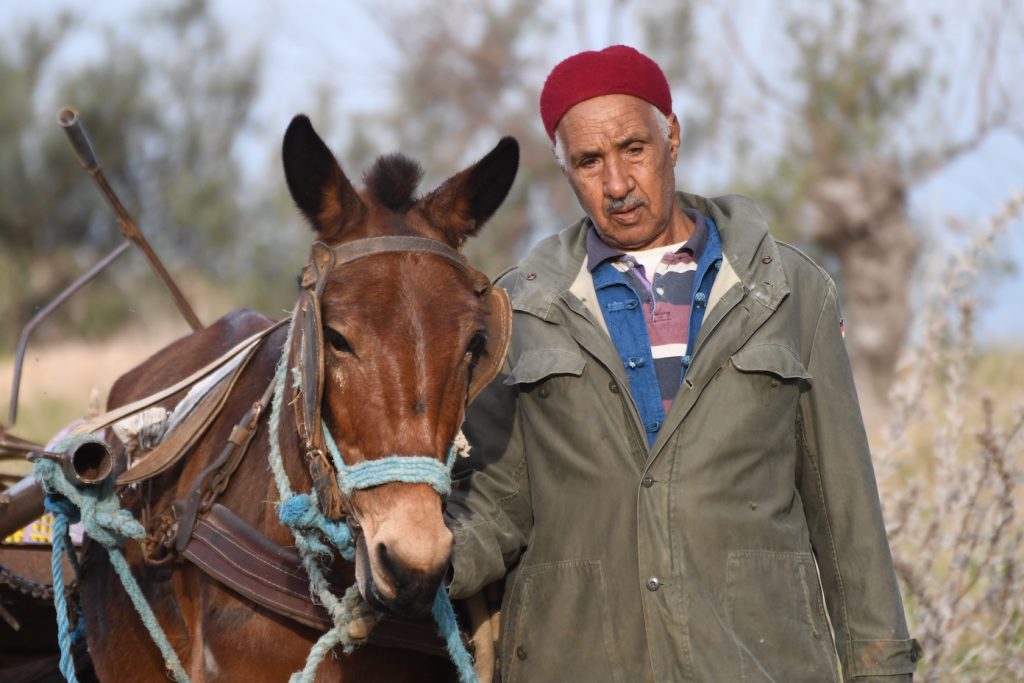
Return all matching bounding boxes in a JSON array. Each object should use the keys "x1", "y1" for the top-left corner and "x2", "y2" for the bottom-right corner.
[{"x1": 356, "y1": 534, "x2": 450, "y2": 618}]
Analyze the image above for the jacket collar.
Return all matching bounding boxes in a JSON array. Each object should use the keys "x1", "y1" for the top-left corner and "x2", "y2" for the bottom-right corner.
[
  {"x1": 513, "y1": 192, "x2": 790, "y2": 319},
  {"x1": 680, "y1": 191, "x2": 789, "y2": 312}
]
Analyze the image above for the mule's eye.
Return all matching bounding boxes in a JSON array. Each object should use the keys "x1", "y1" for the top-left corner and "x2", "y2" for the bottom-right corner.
[
  {"x1": 465, "y1": 332, "x2": 486, "y2": 369},
  {"x1": 324, "y1": 327, "x2": 353, "y2": 355}
]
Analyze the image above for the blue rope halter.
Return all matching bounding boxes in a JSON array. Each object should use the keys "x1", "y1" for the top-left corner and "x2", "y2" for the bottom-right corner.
[{"x1": 268, "y1": 308, "x2": 476, "y2": 683}]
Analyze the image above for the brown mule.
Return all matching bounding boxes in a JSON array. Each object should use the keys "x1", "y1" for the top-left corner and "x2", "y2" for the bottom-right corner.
[{"x1": 78, "y1": 115, "x2": 518, "y2": 681}]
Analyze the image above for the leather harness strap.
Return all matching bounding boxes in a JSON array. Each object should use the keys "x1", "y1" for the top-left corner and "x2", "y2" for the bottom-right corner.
[
  {"x1": 72, "y1": 319, "x2": 287, "y2": 438},
  {"x1": 183, "y1": 504, "x2": 455, "y2": 659},
  {"x1": 116, "y1": 340, "x2": 261, "y2": 486},
  {"x1": 325, "y1": 236, "x2": 480, "y2": 286},
  {"x1": 172, "y1": 377, "x2": 278, "y2": 555},
  {"x1": 184, "y1": 503, "x2": 340, "y2": 630}
]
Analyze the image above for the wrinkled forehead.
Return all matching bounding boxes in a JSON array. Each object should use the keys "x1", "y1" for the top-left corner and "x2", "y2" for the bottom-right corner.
[{"x1": 556, "y1": 94, "x2": 662, "y2": 153}]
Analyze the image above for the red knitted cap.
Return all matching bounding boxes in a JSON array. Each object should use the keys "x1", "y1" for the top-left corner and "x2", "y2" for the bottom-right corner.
[{"x1": 539, "y1": 45, "x2": 672, "y2": 142}]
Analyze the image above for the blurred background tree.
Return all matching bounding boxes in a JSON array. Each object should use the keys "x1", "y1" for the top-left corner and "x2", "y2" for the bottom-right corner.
[
  {"x1": 642, "y1": 0, "x2": 1023, "y2": 412},
  {"x1": 0, "y1": 0, "x2": 300, "y2": 353}
]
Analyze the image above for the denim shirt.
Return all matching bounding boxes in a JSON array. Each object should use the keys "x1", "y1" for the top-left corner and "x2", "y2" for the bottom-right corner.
[{"x1": 591, "y1": 214, "x2": 723, "y2": 446}]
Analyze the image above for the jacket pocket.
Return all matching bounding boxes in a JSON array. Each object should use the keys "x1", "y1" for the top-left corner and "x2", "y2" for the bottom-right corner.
[
  {"x1": 503, "y1": 347, "x2": 586, "y2": 386},
  {"x1": 724, "y1": 550, "x2": 839, "y2": 683},
  {"x1": 501, "y1": 560, "x2": 624, "y2": 683},
  {"x1": 730, "y1": 343, "x2": 812, "y2": 387}
]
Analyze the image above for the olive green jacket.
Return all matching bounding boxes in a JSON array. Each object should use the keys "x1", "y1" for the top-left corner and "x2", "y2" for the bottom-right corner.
[{"x1": 448, "y1": 192, "x2": 919, "y2": 682}]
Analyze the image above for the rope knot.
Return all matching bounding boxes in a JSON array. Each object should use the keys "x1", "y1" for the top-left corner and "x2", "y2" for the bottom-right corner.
[
  {"x1": 277, "y1": 494, "x2": 355, "y2": 561},
  {"x1": 277, "y1": 493, "x2": 317, "y2": 527},
  {"x1": 44, "y1": 496, "x2": 81, "y2": 524}
]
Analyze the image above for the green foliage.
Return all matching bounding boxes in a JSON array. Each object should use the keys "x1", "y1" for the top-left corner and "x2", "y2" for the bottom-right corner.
[
  {"x1": 786, "y1": 1, "x2": 926, "y2": 168},
  {"x1": 0, "y1": 0, "x2": 280, "y2": 354}
]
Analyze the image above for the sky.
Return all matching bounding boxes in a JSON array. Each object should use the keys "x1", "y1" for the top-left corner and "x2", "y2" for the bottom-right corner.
[{"x1": 2, "y1": 0, "x2": 1022, "y2": 343}]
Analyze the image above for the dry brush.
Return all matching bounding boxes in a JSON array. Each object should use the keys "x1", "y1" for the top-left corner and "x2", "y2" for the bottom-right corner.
[{"x1": 875, "y1": 191, "x2": 1024, "y2": 682}]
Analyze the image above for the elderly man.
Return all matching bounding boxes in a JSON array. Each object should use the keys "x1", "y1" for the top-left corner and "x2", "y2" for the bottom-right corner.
[{"x1": 446, "y1": 45, "x2": 919, "y2": 682}]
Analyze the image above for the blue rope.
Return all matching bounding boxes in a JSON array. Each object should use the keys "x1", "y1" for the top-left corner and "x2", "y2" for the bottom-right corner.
[
  {"x1": 34, "y1": 434, "x2": 191, "y2": 683},
  {"x1": 433, "y1": 585, "x2": 477, "y2": 683},
  {"x1": 277, "y1": 493, "x2": 355, "y2": 561},
  {"x1": 339, "y1": 455, "x2": 453, "y2": 497},
  {"x1": 269, "y1": 317, "x2": 368, "y2": 680},
  {"x1": 45, "y1": 497, "x2": 81, "y2": 683},
  {"x1": 323, "y1": 424, "x2": 455, "y2": 497}
]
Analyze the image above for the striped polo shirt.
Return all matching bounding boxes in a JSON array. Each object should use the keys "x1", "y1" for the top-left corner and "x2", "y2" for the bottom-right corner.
[{"x1": 587, "y1": 209, "x2": 714, "y2": 417}]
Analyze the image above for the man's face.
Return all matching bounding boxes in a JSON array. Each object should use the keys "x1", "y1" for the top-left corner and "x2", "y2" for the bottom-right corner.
[{"x1": 556, "y1": 94, "x2": 683, "y2": 251}]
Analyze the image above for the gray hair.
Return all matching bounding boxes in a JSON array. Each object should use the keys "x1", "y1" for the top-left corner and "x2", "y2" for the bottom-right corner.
[{"x1": 552, "y1": 103, "x2": 672, "y2": 169}]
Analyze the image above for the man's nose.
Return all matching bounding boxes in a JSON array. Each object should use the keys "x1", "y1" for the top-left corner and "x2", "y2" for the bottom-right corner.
[{"x1": 603, "y1": 157, "x2": 633, "y2": 199}]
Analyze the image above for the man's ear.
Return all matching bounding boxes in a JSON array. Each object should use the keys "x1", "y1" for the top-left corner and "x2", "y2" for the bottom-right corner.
[
  {"x1": 667, "y1": 113, "x2": 681, "y2": 165},
  {"x1": 552, "y1": 130, "x2": 571, "y2": 179}
]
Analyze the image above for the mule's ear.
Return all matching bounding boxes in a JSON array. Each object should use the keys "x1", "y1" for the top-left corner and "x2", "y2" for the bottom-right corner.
[
  {"x1": 420, "y1": 137, "x2": 519, "y2": 248},
  {"x1": 282, "y1": 115, "x2": 365, "y2": 239}
]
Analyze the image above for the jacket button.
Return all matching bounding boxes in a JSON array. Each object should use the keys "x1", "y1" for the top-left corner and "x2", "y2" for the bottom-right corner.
[
  {"x1": 761, "y1": 255, "x2": 773, "y2": 264},
  {"x1": 516, "y1": 646, "x2": 528, "y2": 660},
  {"x1": 525, "y1": 272, "x2": 537, "y2": 280},
  {"x1": 537, "y1": 386, "x2": 550, "y2": 398},
  {"x1": 646, "y1": 576, "x2": 661, "y2": 591},
  {"x1": 641, "y1": 475, "x2": 655, "y2": 488},
  {"x1": 608, "y1": 381, "x2": 619, "y2": 394}
]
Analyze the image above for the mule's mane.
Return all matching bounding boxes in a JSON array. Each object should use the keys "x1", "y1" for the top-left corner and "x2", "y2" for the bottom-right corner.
[{"x1": 364, "y1": 154, "x2": 423, "y2": 213}]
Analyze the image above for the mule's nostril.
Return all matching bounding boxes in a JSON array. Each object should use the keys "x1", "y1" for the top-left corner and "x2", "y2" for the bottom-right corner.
[{"x1": 376, "y1": 541, "x2": 398, "y2": 581}]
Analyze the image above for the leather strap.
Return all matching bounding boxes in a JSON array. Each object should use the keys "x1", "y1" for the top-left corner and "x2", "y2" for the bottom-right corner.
[
  {"x1": 72, "y1": 320, "x2": 286, "y2": 438},
  {"x1": 328, "y1": 236, "x2": 471, "y2": 280},
  {"x1": 293, "y1": 242, "x2": 344, "y2": 519},
  {"x1": 173, "y1": 379, "x2": 277, "y2": 554},
  {"x1": 182, "y1": 504, "x2": 454, "y2": 658},
  {"x1": 116, "y1": 342, "x2": 258, "y2": 486},
  {"x1": 184, "y1": 504, "x2": 334, "y2": 629}
]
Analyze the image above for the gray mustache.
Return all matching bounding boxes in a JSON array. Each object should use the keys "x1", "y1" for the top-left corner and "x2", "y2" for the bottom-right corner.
[{"x1": 606, "y1": 196, "x2": 646, "y2": 212}]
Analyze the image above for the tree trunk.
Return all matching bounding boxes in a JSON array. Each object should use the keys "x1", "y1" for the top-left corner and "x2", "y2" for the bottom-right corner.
[{"x1": 804, "y1": 162, "x2": 920, "y2": 418}]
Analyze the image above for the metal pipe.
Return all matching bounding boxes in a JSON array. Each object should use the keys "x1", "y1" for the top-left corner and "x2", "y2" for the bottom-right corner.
[
  {"x1": 0, "y1": 437, "x2": 112, "y2": 539},
  {"x1": 6, "y1": 240, "x2": 131, "y2": 428},
  {"x1": 0, "y1": 474, "x2": 45, "y2": 540},
  {"x1": 0, "y1": 429, "x2": 45, "y2": 458},
  {"x1": 60, "y1": 437, "x2": 113, "y2": 487},
  {"x1": 57, "y1": 107, "x2": 203, "y2": 332}
]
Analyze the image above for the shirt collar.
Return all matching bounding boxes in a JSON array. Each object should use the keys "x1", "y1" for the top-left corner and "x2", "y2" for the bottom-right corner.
[{"x1": 586, "y1": 208, "x2": 709, "y2": 273}]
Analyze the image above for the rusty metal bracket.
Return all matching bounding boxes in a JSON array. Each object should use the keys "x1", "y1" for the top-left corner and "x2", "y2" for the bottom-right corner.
[
  {"x1": 57, "y1": 107, "x2": 203, "y2": 332},
  {"x1": 6, "y1": 241, "x2": 130, "y2": 428}
]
